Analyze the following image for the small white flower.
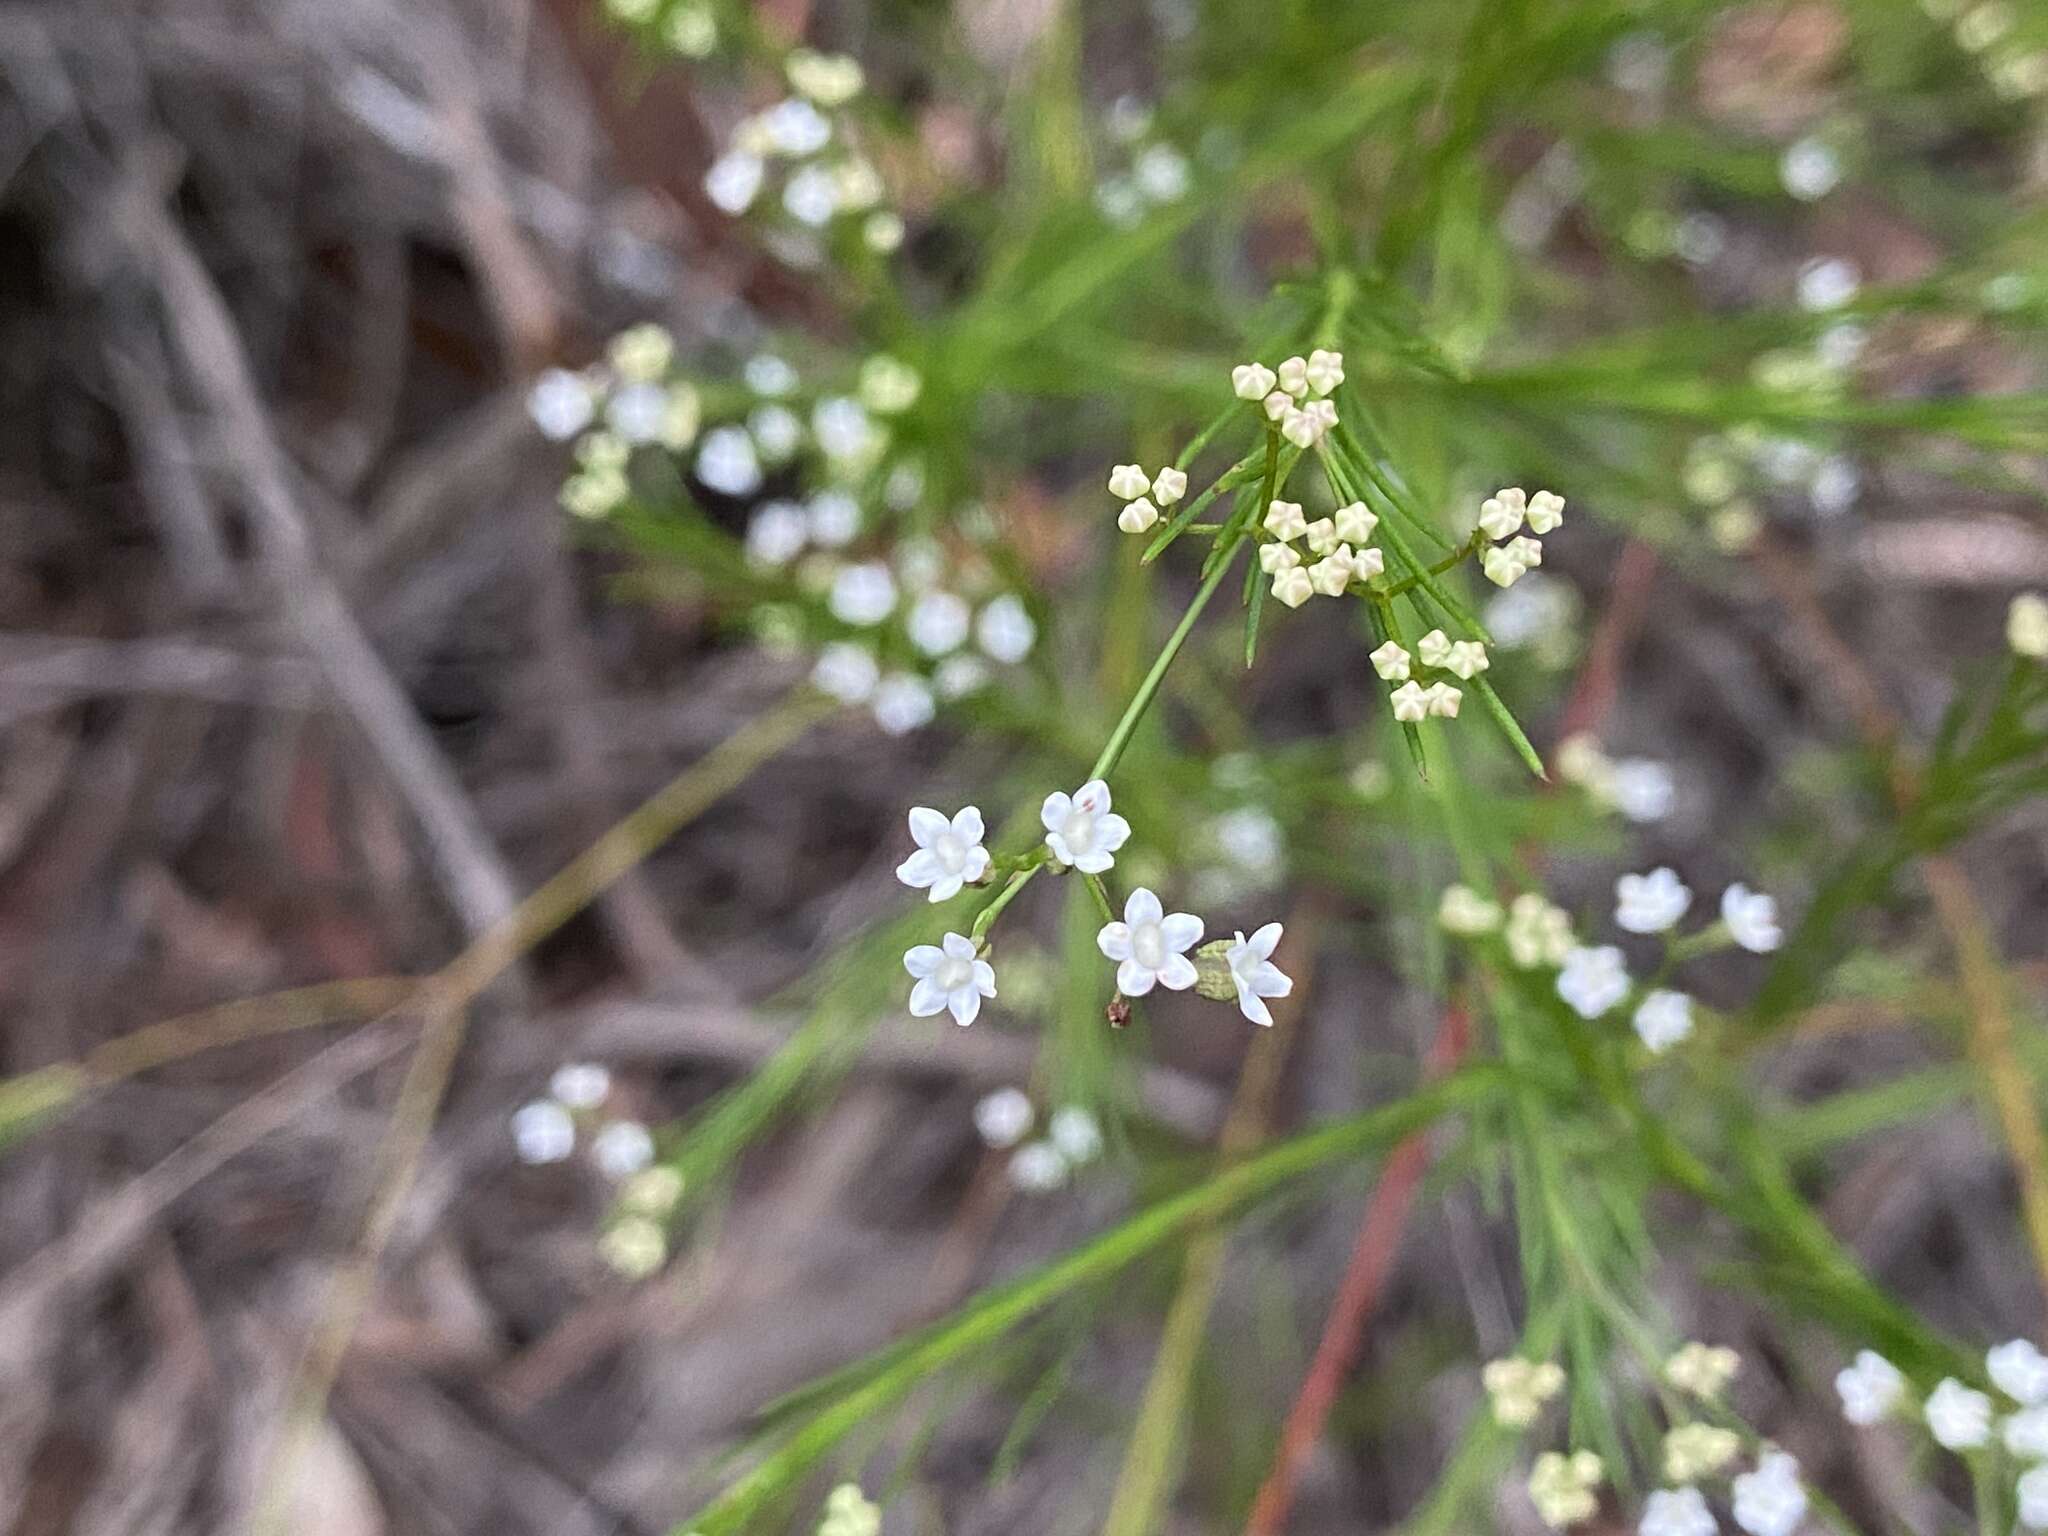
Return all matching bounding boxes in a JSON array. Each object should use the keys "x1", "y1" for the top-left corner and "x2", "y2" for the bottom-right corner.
[
  {"x1": 1275, "y1": 355, "x2": 1310, "y2": 398},
  {"x1": 528, "y1": 368, "x2": 595, "y2": 440},
  {"x1": 1133, "y1": 143, "x2": 1191, "y2": 202},
  {"x1": 863, "y1": 211, "x2": 905, "y2": 253},
  {"x1": 1610, "y1": 759, "x2": 1677, "y2": 823},
  {"x1": 2023, "y1": 1466, "x2": 2048, "y2": 1530},
  {"x1": 977, "y1": 594, "x2": 1036, "y2": 663},
  {"x1": 1483, "y1": 545, "x2": 1532, "y2": 587},
  {"x1": 592, "y1": 1120, "x2": 655, "y2": 1178},
  {"x1": 1308, "y1": 556, "x2": 1351, "y2": 597},
  {"x1": 1439, "y1": 640, "x2": 1486, "y2": 679},
  {"x1": 1271, "y1": 566, "x2": 1314, "y2": 608},
  {"x1": 1617, "y1": 867, "x2": 1693, "y2": 934},
  {"x1": 1049, "y1": 1105, "x2": 1104, "y2": 1164},
  {"x1": 1423, "y1": 681, "x2": 1462, "y2": 718},
  {"x1": 608, "y1": 323, "x2": 673, "y2": 382},
  {"x1": 745, "y1": 502, "x2": 808, "y2": 566},
  {"x1": 1041, "y1": 779, "x2": 1131, "y2": 874},
  {"x1": 1118, "y1": 498, "x2": 1161, "y2": 534},
  {"x1": 704, "y1": 150, "x2": 765, "y2": 214},
  {"x1": 1224, "y1": 922, "x2": 1292, "y2": 1026},
  {"x1": 550, "y1": 1062, "x2": 612, "y2": 1108},
  {"x1": 903, "y1": 932, "x2": 997, "y2": 1026},
  {"x1": 1721, "y1": 884, "x2": 1783, "y2": 953},
  {"x1": 1264, "y1": 500, "x2": 1308, "y2": 541},
  {"x1": 1098, "y1": 887, "x2": 1203, "y2": 996},
  {"x1": 813, "y1": 396, "x2": 879, "y2": 464},
  {"x1": 1507, "y1": 893, "x2": 1575, "y2": 968},
  {"x1": 1303, "y1": 518, "x2": 1339, "y2": 556},
  {"x1": 1333, "y1": 502, "x2": 1378, "y2": 544},
  {"x1": 805, "y1": 490, "x2": 861, "y2": 547},
  {"x1": 1389, "y1": 680, "x2": 1430, "y2": 722},
  {"x1": 599, "y1": 1216, "x2": 666, "y2": 1278},
  {"x1": 858, "y1": 355, "x2": 921, "y2": 414},
  {"x1": 1665, "y1": 1423, "x2": 1742, "y2": 1482},
  {"x1": 663, "y1": 4, "x2": 716, "y2": 54},
  {"x1": 1526, "y1": 490, "x2": 1566, "y2": 534},
  {"x1": 896, "y1": 805, "x2": 990, "y2": 902},
  {"x1": 512, "y1": 1100, "x2": 575, "y2": 1164},
  {"x1": 1263, "y1": 389, "x2": 1293, "y2": 422},
  {"x1": 1478, "y1": 488, "x2": 1527, "y2": 540},
  {"x1": 1369, "y1": 641, "x2": 1412, "y2": 681},
  {"x1": 973, "y1": 1087, "x2": 1034, "y2": 1148},
  {"x1": 1008, "y1": 1141, "x2": 1068, "y2": 1191},
  {"x1": 2006, "y1": 1406, "x2": 2048, "y2": 1459},
  {"x1": 1528, "y1": 1450, "x2": 1604, "y2": 1529},
  {"x1": 601, "y1": 382, "x2": 666, "y2": 444},
  {"x1": 1641, "y1": 1487, "x2": 1716, "y2": 1536},
  {"x1": 782, "y1": 165, "x2": 840, "y2": 225},
  {"x1": 1927, "y1": 1377, "x2": 1994, "y2": 1449},
  {"x1": 1439, "y1": 884, "x2": 1503, "y2": 935},
  {"x1": 871, "y1": 674, "x2": 935, "y2": 735},
  {"x1": 694, "y1": 424, "x2": 763, "y2": 497},
  {"x1": 907, "y1": 591, "x2": 972, "y2": 656},
  {"x1": 1731, "y1": 1451, "x2": 1806, "y2": 1536},
  {"x1": 829, "y1": 562, "x2": 897, "y2": 626},
  {"x1": 1506, "y1": 534, "x2": 1545, "y2": 568},
  {"x1": 1232, "y1": 362, "x2": 1278, "y2": 401},
  {"x1": 934, "y1": 654, "x2": 988, "y2": 699},
  {"x1": 1557, "y1": 945, "x2": 1630, "y2": 1019},
  {"x1": 620, "y1": 1165, "x2": 684, "y2": 1214},
  {"x1": 761, "y1": 96, "x2": 832, "y2": 156},
  {"x1": 1667, "y1": 1342, "x2": 1741, "y2": 1399},
  {"x1": 1633, "y1": 990, "x2": 1694, "y2": 1053},
  {"x1": 2010, "y1": 594, "x2": 2048, "y2": 659},
  {"x1": 1417, "y1": 629, "x2": 1453, "y2": 668},
  {"x1": 820, "y1": 1485, "x2": 881, "y2": 1536},
  {"x1": 1992, "y1": 1340, "x2": 2048, "y2": 1404},
  {"x1": 1259, "y1": 542, "x2": 1302, "y2": 575},
  {"x1": 1780, "y1": 136, "x2": 1840, "y2": 201},
  {"x1": 1279, "y1": 407, "x2": 1321, "y2": 449},
  {"x1": 1304, "y1": 348, "x2": 1345, "y2": 396},
  {"x1": 1346, "y1": 544, "x2": 1385, "y2": 580},
  {"x1": 1836, "y1": 1350, "x2": 1905, "y2": 1425},
  {"x1": 785, "y1": 48, "x2": 864, "y2": 106},
  {"x1": 1108, "y1": 463, "x2": 1152, "y2": 500},
  {"x1": 1153, "y1": 467, "x2": 1188, "y2": 505},
  {"x1": 813, "y1": 642, "x2": 879, "y2": 704}
]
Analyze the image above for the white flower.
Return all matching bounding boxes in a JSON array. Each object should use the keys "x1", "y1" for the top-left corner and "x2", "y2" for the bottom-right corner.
[
  {"x1": 813, "y1": 642, "x2": 879, "y2": 704},
  {"x1": 1008, "y1": 1141, "x2": 1068, "y2": 1191},
  {"x1": 864, "y1": 211, "x2": 905, "y2": 253},
  {"x1": 1483, "y1": 544, "x2": 1533, "y2": 587},
  {"x1": 1507, "y1": 893, "x2": 1575, "y2": 968},
  {"x1": 1836, "y1": 1350, "x2": 1904, "y2": 1425},
  {"x1": 1271, "y1": 567, "x2": 1314, "y2": 608},
  {"x1": 1232, "y1": 362, "x2": 1277, "y2": 401},
  {"x1": 660, "y1": 385, "x2": 702, "y2": 450},
  {"x1": 1731, "y1": 1451, "x2": 1806, "y2": 1536},
  {"x1": 528, "y1": 369, "x2": 595, "y2": 440},
  {"x1": 1224, "y1": 923, "x2": 1292, "y2": 1026},
  {"x1": 1927, "y1": 1377, "x2": 1994, "y2": 1448},
  {"x1": 1610, "y1": 759, "x2": 1677, "y2": 823},
  {"x1": 761, "y1": 96, "x2": 832, "y2": 156},
  {"x1": 907, "y1": 591, "x2": 972, "y2": 656},
  {"x1": 1667, "y1": 1342, "x2": 1741, "y2": 1399},
  {"x1": 834, "y1": 158, "x2": 884, "y2": 213},
  {"x1": 550, "y1": 1062, "x2": 612, "y2": 1108},
  {"x1": 1478, "y1": 488, "x2": 1527, "y2": 540},
  {"x1": 1417, "y1": 629, "x2": 1453, "y2": 667},
  {"x1": 806, "y1": 490, "x2": 861, "y2": 547},
  {"x1": 2011, "y1": 594, "x2": 2048, "y2": 659},
  {"x1": 1346, "y1": 544, "x2": 1386, "y2": 579},
  {"x1": 859, "y1": 355, "x2": 922, "y2": 414},
  {"x1": 1390, "y1": 681, "x2": 1430, "y2": 722},
  {"x1": 746, "y1": 501, "x2": 809, "y2": 566},
  {"x1": 819, "y1": 1483, "x2": 881, "y2": 1536},
  {"x1": 1557, "y1": 945, "x2": 1630, "y2": 1019},
  {"x1": 1991, "y1": 1340, "x2": 2048, "y2": 1404},
  {"x1": 782, "y1": 164, "x2": 840, "y2": 225},
  {"x1": 1281, "y1": 400, "x2": 1337, "y2": 448},
  {"x1": 1303, "y1": 518, "x2": 1339, "y2": 555},
  {"x1": 1633, "y1": 990, "x2": 1695, "y2": 1052},
  {"x1": 1041, "y1": 779, "x2": 1131, "y2": 873},
  {"x1": 976, "y1": 594, "x2": 1036, "y2": 663},
  {"x1": 903, "y1": 932, "x2": 997, "y2": 1026},
  {"x1": 704, "y1": 150, "x2": 765, "y2": 213},
  {"x1": 1308, "y1": 556, "x2": 1351, "y2": 597},
  {"x1": 1259, "y1": 542, "x2": 1302, "y2": 575},
  {"x1": 786, "y1": 48, "x2": 864, "y2": 106},
  {"x1": 1333, "y1": 502, "x2": 1378, "y2": 544},
  {"x1": 1780, "y1": 136, "x2": 1840, "y2": 201},
  {"x1": 2007, "y1": 1406, "x2": 2048, "y2": 1459},
  {"x1": 1423, "y1": 682, "x2": 1463, "y2": 718},
  {"x1": 1133, "y1": 143, "x2": 1191, "y2": 202},
  {"x1": 1275, "y1": 355, "x2": 1310, "y2": 398},
  {"x1": 1108, "y1": 463, "x2": 1152, "y2": 500},
  {"x1": 1439, "y1": 884, "x2": 1503, "y2": 934},
  {"x1": 1617, "y1": 867, "x2": 1692, "y2": 933},
  {"x1": 829, "y1": 562, "x2": 897, "y2": 626},
  {"x1": 592, "y1": 1120, "x2": 655, "y2": 1178},
  {"x1": 1049, "y1": 1105, "x2": 1104, "y2": 1163},
  {"x1": 973, "y1": 1087, "x2": 1034, "y2": 1148},
  {"x1": 1526, "y1": 489, "x2": 1566, "y2": 534},
  {"x1": 1720, "y1": 885, "x2": 1783, "y2": 953},
  {"x1": 896, "y1": 806, "x2": 990, "y2": 902},
  {"x1": 1305, "y1": 348, "x2": 1345, "y2": 396},
  {"x1": 1446, "y1": 641, "x2": 1490, "y2": 679},
  {"x1": 1153, "y1": 467, "x2": 1188, "y2": 505},
  {"x1": 2023, "y1": 1466, "x2": 2048, "y2": 1530},
  {"x1": 1665, "y1": 1423, "x2": 1742, "y2": 1481},
  {"x1": 512, "y1": 1100, "x2": 575, "y2": 1164},
  {"x1": 1483, "y1": 1357, "x2": 1564, "y2": 1426},
  {"x1": 1506, "y1": 535, "x2": 1545, "y2": 568},
  {"x1": 600, "y1": 1216, "x2": 666, "y2": 1278},
  {"x1": 1641, "y1": 1486, "x2": 1716, "y2": 1536},
  {"x1": 608, "y1": 323, "x2": 673, "y2": 382},
  {"x1": 663, "y1": 4, "x2": 716, "y2": 54},
  {"x1": 695, "y1": 424, "x2": 763, "y2": 496},
  {"x1": 934, "y1": 654, "x2": 988, "y2": 699},
  {"x1": 1528, "y1": 1450, "x2": 1604, "y2": 1529},
  {"x1": 871, "y1": 674, "x2": 935, "y2": 735},
  {"x1": 1098, "y1": 887, "x2": 1203, "y2": 996},
  {"x1": 620, "y1": 1165, "x2": 684, "y2": 1214},
  {"x1": 1263, "y1": 389, "x2": 1293, "y2": 422},
  {"x1": 1118, "y1": 498, "x2": 1161, "y2": 534},
  {"x1": 1369, "y1": 641, "x2": 1412, "y2": 681},
  {"x1": 1264, "y1": 501, "x2": 1308, "y2": 541}
]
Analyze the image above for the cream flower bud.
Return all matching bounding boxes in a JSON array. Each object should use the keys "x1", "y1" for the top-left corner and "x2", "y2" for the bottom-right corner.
[
  {"x1": 1304, "y1": 518, "x2": 1340, "y2": 555},
  {"x1": 1108, "y1": 464, "x2": 1151, "y2": 500},
  {"x1": 1263, "y1": 390, "x2": 1293, "y2": 422},
  {"x1": 1270, "y1": 566, "x2": 1314, "y2": 608},
  {"x1": 1305, "y1": 348, "x2": 1345, "y2": 396},
  {"x1": 1276, "y1": 355, "x2": 1310, "y2": 398},
  {"x1": 1506, "y1": 535, "x2": 1544, "y2": 567},
  {"x1": 1308, "y1": 556, "x2": 1351, "y2": 597},
  {"x1": 1445, "y1": 640, "x2": 1489, "y2": 678},
  {"x1": 1526, "y1": 489, "x2": 1566, "y2": 533},
  {"x1": 2012, "y1": 592, "x2": 2048, "y2": 658},
  {"x1": 1440, "y1": 883, "x2": 1503, "y2": 935},
  {"x1": 1152, "y1": 466, "x2": 1188, "y2": 505},
  {"x1": 1279, "y1": 408, "x2": 1322, "y2": 449},
  {"x1": 1369, "y1": 641, "x2": 1411, "y2": 681},
  {"x1": 1117, "y1": 498, "x2": 1160, "y2": 534},
  {"x1": 1258, "y1": 541, "x2": 1302, "y2": 575},
  {"x1": 1424, "y1": 681, "x2": 1463, "y2": 718},
  {"x1": 1664, "y1": 1422, "x2": 1741, "y2": 1482},
  {"x1": 1390, "y1": 681, "x2": 1429, "y2": 722},
  {"x1": 1347, "y1": 545, "x2": 1385, "y2": 579},
  {"x1": 1333, "y1": 501, "x2": 1378, "y2": 544},
  {"x1": 1666, "y1": 1342, "x2": 1742, "y2": 1399},
  {"x1": 1416, "y1": 629, "x2": 1453, "y2": 668},
  {"x1": 1264, "y1": 500, "x2": 1308, "y2": 541},
  {"x1": 1232, "y1": 362, "x2": 1277, "y2": 401},
  {"x1": 1478, "y1": 488, "x2": 1526, "y2": 540},
  {"x1": 1482, "y1": 546, "x2": 1530, "y2": 587}
]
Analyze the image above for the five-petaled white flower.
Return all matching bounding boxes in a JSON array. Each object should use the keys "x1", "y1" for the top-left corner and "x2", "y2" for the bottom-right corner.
[
  {"x1": 1417, "y1": 629, "x2": 1455, "y2": 668},
  {"x1": 973, "y1": 1087, "x2": 1033, "y2": 1148},
  {"x1": 1479, "y1": 488, "x2": 1528, "y2": 540},
  {"x1": 1731, "y1": 1451, "x2": 1806, "y2": 1536},
  {"x1": 1633, "y1": 989, "x2": 1694, "y2": 1052},
  {"x1": 1423, "y1": 681, "x2": 1463, "y2": 717},
  {"x1": 1348, "y1": 545, "x2": 1386, "y2": 578},
  {"x1": 1390, "y1": 681, "x2": 1430, "y2": 722},
  {"x1": 1527, "y1": 489, "x2": 1566, "y2": 533},
  {"x1": 904, "y1": 932, "x2": 997, "y2": 1026},
  {"x1": 1271, "y1": 566, "x2": 1314, "y2": 608},
  {"x1": 1557, "y1": 945, "x2": 1630, "y2": 1018},
  {"x1": 1224, "y1": 923, "x2": 1292, "y2": 1025},
  {"x1": 1617, "y1": 867, "x2": 1692, "y2": 933},
  {"x1": 1097, "y1": 887, "x2": 1203, "y2": 996},
  {"x1": 1992, "y1": 1340, "x2": 2048, "y2": 1404},
  {"x1": 1483, "y1": 544, "x2": 1533, "y2": 588},
  {"x1": 1640, "y1": 1486, "x2": 1715, "y2": 1536},
  {"x1": 1446, "y1": 640, "x2": 1489, "y2": 678},
  {"x1": 1118, "y1": 498, "x2": 1160, "y2": 534},
  {"x1": 1370, "y1": 641, "x2": 1412, "y2": 681},
  {"x1": 1108, "y1": 463, "x2": 1152, "y2": 500},
  {"x1": 1334, "y1": 502, "x2": 1378, "y2": 544},
  {"x1": 1153, "y1": 467, "x2": 1188, "y2": 505},
  {"x1": 1721, "y1": 884, "x2": 1783, "y2": 952},
  {"x1": 2007, "y1": 1406, "x2": 2048, "y2": 1459},
  {"x1": 1926, "y1": 1378, "x2": 1993, "y2": 1449},
  {"x1": 1304, "y1": 518, "x2": 1340, "y2": 555},
  {"x1": 1305, "y1": 348, "x2": 1345, "y2": 396},
  {"x1": 1041, "y1": 779, "x2": 1131, "y2": 873},
  {"x1": 1308, "y1": 556, "x2": 1351, "y2": 597},
  {"x1": 1231, "y1": 362, "x2": 1277, "y2": 401},
  {"x1": 896, "y1": 805, "x2": 990, "y2": 901},
  {"x1": 1263, "y1": 389, "x2": 1293, "y2": 422},
  {"x1": 1260, "y1": 542, "x2": 1302, "y2": 574},
  {"x1": 1836, "y1": 1350, "x2": 1904, "y2": 1425},
  {"x1": 1276, "y1": 356, "x2": 1310, "y2": 398},
  {"x1": 1264, "y1": 500, "x2": 1308, "y2": 541}
]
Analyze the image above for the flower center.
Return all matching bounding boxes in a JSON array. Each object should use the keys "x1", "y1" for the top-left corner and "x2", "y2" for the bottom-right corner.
[
  {"x1": 1132, "y1": 922, "x2": 1165, "y2": 971},
  {"x1": 933, "y1": 832, "x2": 965, "y2": 872},
  {"x1": 1060, "y1": 808, "x2": 1097, "y2": 852},
  {"x1": 934, "y1": 955, "x2": 973, "y2": 992}
]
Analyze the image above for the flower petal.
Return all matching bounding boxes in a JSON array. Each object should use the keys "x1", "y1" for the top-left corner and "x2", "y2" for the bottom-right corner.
[
  {"x1": 1237, "y1": 988, "x2": 1274, "y2": 1026},
  {"x1": 1040, "y1": 792, "x2": 1072, "y2": 834},
  {"x1": 1117, "y1": 959, "x2": 1156, "y2": 996},
  {"x1": 1096, "y1": 922, "x2": 1133, "y2": 962},
  {"x1": 941, "y1": 931, "x2": 977, "y2": 960},
  {"x1": 896, "y1": 849, "x2": 942, "y2": 888},
  {"x1": 1158, "y1": 912, "x2": 1204, "y2": 953},
  {"x1": 903, "y1": 944, "x2": 944, "y2": 977},
  {"x1": 961, "y1": 846, "x2": 991, "y2": 882},
  {"x1": 951, "y1": 806, "x2": 985, "y2": 845},
  {"x1": 971, "y1": 960, "x2": 997, "y2": 997},
  {"x1": 1124, "y1": 887, "x2": 1163, "y2": 927},
  {"x1": 948, "y1": 987, "x2": 983, "y2": 1026},
  {"x1": 1074, "y1": 779, "x2": 1111, "y2": 816},
  {"x1": 908, "y1": 976, "x2": 948, "y2": 1015},
  {"x1": 1043, "y1": 831, "x2": 1074, "y2": 867},
  {"x1": 1248, "y1": 922, "x2": 1283, "y2": 960},
  {"x1": 927, "y1": 873, "x2": 963, "y2": 903},
  {"x1": 1156, "y1": 953, "x2": 1198, "y2": 991},
  {"x1": 1097, "y1": 813, "x2": 1132, "y2": 853},
  {"x1": 1073, "y1": 848, "x2": 1115, "y2": 874},
  {"x1": 1250, "y1": 962, "x2": 1293, "y2": 998},
  {"x1": 907, "y1": 806, "x2": 949, "y2": 846}
]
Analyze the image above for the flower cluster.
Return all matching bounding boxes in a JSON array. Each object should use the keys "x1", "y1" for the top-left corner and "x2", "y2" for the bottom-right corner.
[
  {"x1": 1370, "y1": 626, "x2": 1486, "y2": 721},
  {"x1": 1260, "y1": 495, "x2": 1384, "y2": 610},
  {"x1": 1108, "y1": 461, "x2": 1189, "y2": 535},
  {"x1": 1093, "y1": 97, "x2": 1195, "y2": 228},
  {"x1": 975, "y1": 1096, "x2": 1107, "y2": 1193},
  {"x1": 1556, "y1": 734, "x2": 1679, "y2": 824},
  {"x1": 816, "y1": 1482, "x2": 881, "y2": 1536},
  {"x1": 1475, "y1": 486, "x2": 1565, "y2": 588},
  {"x1": 511, "y1": 1063, "x2": 655, "y2": 1179},
  {"x1": 1529, "y1": 1450, "x2": 1606, "y2": 1528},
  {"x1": 1485, "y1": 1356, "x2": 1566, "y2": 1426},
  {"x1": 1233, "y1": 348, "x2": 1344, "y2": 448}
]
